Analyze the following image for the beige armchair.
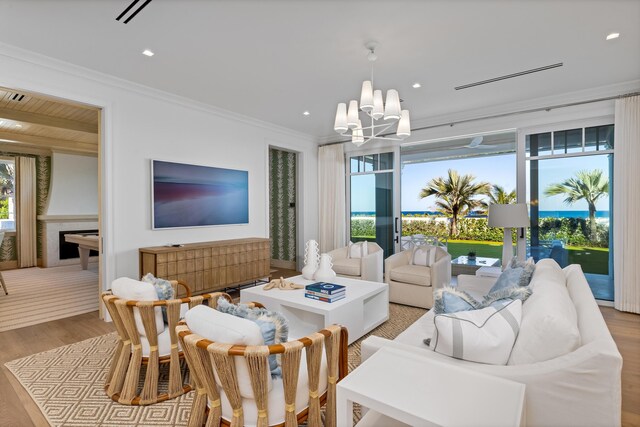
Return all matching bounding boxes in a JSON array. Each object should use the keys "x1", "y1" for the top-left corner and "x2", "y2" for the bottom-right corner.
[
  {"x1": 328, "y1": 242, "x2": 384, "y2": 282},
  {"x1": 384, "y1": 246, "x2": 451, "y2": 309}
]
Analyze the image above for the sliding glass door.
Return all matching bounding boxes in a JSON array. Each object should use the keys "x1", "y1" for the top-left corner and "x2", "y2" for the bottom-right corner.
[
  {"x1": 525, "y1": 123, "x2": 614, "y2": 300},
  {"x1": 348, "y1": 152, "x2": 397, "y2": 257}
]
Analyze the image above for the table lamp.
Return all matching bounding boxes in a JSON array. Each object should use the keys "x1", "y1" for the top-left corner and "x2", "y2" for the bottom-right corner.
[{"x1": 488, "y1": 203, "x2": 530, "y2": 269}]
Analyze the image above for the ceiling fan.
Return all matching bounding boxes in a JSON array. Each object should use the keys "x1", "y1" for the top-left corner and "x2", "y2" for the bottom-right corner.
[{"x1": 464, "y1": 136, "x2": 498, "y2": 149}]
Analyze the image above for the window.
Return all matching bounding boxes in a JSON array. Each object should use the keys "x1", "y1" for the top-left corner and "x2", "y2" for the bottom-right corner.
[
  {"x1": 400, "y1": 132, "x2": 517, "y2": 262},
  {"x1": 526, "y1": 124, "x2": 613, "y2": 301},
  {"x1": 0, "y1": 158, "x2": 15, "y2": 231}
]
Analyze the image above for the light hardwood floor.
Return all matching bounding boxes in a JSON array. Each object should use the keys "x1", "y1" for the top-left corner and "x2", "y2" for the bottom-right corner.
[{"x1": 1, "y1": 305, "x2": 638, "y2": 426}]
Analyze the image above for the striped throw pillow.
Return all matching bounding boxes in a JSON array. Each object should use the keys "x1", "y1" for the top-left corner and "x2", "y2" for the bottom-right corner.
[{"x1": 430, "y1": 299, "x2": 522, "y2": 365}]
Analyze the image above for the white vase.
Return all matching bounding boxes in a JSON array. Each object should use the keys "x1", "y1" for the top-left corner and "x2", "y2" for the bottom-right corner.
[
  {"x1": 302, "y1": 240, "x2": 320, "y2": 280},
  {"x1": 314, "y1": 253, "x2": 336, "y2": 282}
]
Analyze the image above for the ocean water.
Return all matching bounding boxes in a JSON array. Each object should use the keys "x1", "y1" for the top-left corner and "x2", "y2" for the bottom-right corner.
[{"x1": 352, "y1": 210, "x2": 610, "y2": 219}]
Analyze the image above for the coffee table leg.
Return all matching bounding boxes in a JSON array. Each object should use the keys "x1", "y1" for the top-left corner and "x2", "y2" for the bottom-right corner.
[{"x1": 337, "y1": 391, "x2": 354, "y2": 426}]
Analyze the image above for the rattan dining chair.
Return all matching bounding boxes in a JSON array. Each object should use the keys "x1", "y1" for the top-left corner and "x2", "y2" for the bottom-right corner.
[
  {"x1": 177, "y1": 308, "x2": 348, "y2": 427},
  {"x1": 102, "y1": 277, "x2": 231, "y2": 405}
]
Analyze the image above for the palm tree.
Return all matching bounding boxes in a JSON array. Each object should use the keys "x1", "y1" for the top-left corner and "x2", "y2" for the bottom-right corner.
[
  {"x1": 419, "y1": 169, "x2": 490, "y2": 237},
  {"x1": 0, "y1": 163, "x2": 14, "y2": 197},
  {"x1": 488, "y1": 184, "x2": 516, "y2": 205},
  {"x1": 544, "y1": 169, "x2": 609, "y2": 239}
]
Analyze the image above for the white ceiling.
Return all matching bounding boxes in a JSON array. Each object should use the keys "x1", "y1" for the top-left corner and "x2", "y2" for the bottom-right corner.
[{"x1": 1, "y1": 0, "x2": 638, "y2": 140}]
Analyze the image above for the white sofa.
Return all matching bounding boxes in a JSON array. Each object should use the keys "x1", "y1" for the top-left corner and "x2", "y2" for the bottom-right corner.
[
  {"x1": 362, "y1": 260, "x2": 622, "y2": 427},
  {"x1": 328, "y1": 242, "x2": 384, "y2": 283}
]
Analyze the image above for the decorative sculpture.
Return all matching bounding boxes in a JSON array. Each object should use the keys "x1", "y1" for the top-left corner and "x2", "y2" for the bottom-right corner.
[
  {"x1": 301, "y1": 239, "x2": 320, "y2": 280},
  {"x1": 263, "y1": 277, "x2": 304, "y2": 291},
  {"x1": 314, "y1": 253, "x2": 337, "y2": 282}
]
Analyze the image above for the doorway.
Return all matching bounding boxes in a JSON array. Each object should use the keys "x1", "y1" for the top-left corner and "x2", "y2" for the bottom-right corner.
[
  {"x1": 269, "y1": 147, "x2": 298, "y2": 270},
  {"x1": 0, "y1": 86, "x2": 102, "y2": 331}
]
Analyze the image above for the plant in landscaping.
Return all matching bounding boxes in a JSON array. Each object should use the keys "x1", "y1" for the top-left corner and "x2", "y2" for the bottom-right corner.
[
  {"x1": 487, "y1": 184, "x2": 516, "y2": 205},
  {"x1": 419, "y1": 169, "x2": 490, "y2": 237},
  {"x1": 544, "y1": 169, "x2": 608, "y2": 240}
]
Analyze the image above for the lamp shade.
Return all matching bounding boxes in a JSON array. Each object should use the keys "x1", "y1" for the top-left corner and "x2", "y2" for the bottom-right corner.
[
  {"x1": 488, "y1": 203, "x2": 530, "y2": 228},
  {"x1": 360, "y1": 81, "x2": 374, "y2": 112},
  {"x1": 396, "y1": 110, "x2": 411, "y2": 138},
  {"x1": 347, "y1": 100, "x2": 359, "y2": 129},
  {"x1": 384, "y1": 89, "x2": 401, "y2": 121},
  {"x1": 334, "y1": 103, "x2": 348, "y2": 133},
  {"x1": 372, "y1": 90, "x2": 384, "y2": 120}
]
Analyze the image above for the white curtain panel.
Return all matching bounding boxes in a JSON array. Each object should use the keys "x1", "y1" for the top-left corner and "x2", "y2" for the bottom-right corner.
[
  {"x1": 613, "y1": 95, "x2": 640, "y2": 313},
  {"x1": 17, "y1": 156, "x2": 37, "y2": 268},
  {"x1": 318, "y1": 144, "x2": 346, "y2": 253}
]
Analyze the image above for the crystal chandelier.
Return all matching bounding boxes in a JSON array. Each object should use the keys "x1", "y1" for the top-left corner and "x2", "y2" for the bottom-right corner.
[{"x1": 333, "y1": 42, "x2": 411, "y2": 147}]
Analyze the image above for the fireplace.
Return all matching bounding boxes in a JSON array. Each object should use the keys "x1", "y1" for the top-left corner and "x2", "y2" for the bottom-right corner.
[{"x1": 38, "y1": 216, "x2": 99, "y2": 267}]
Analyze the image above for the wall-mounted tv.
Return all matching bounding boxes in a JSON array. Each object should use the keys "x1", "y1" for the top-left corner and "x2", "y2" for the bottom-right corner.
[{"x1": 151, "y1": 160, "x2": 249, "y2": 229}]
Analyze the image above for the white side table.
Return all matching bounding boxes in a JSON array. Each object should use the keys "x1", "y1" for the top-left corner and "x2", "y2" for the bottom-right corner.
[{"x1": 337, "y1": 347, "x2": 526, "y2": 426}]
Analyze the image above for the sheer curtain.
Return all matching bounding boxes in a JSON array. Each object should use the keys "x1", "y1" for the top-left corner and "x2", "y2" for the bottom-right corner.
[
  {"x1": 613, "y1": 95, "x2": 640, "y2": 313},
  {"x1": 318, "y1": 144, "x2": 346, "y2": 253},
  {"x1": 17, "y1": 156, "x2": 37, "y2": 268}
]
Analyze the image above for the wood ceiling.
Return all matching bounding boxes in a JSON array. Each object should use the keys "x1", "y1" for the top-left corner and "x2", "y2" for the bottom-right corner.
[{"x1": 0, "y1": 87, "x2": 99, "y2": 156}]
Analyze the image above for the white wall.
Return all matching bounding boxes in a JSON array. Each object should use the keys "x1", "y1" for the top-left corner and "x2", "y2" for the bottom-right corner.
[
  {"x1": 45, "y1": 153, "x2": 98, "y2": 215},
  {"x1": 0, "y1": 43, "x2": 318, "y2": 288}
]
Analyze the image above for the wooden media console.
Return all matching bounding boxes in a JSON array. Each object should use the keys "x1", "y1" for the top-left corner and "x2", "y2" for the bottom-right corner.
[{"x1": 139, "y1": 237, "x2": 270, "y2": 296}]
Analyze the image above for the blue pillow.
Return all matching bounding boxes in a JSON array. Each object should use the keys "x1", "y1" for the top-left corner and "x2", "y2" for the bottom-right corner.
[
  {"x1": 482, "y1": 285, "x2": 533, "y2": 307},
  {"x1": 508, "y1": 257, "x2": 536, "y2": 286},
  {"x1": 488, "y1": 267, "x2": 524, "y2": 294},
  {"x1": 216, "y1": 298, "x2": 288, "y2": 378},
  {"x1": 433, "y1": 286, "x2": 480, "y2": 314},
  {"x1": 141, "y1": 273, "x2": 174, "y2": 323}
]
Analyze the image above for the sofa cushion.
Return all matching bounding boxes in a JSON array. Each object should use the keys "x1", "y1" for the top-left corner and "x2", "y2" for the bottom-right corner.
[
  {"x1": 185, "y1": 304, "x2": 271, "y2": 398},
  {"x1": 488, "y1": 267, "x2": 524, "y2": 293},
  {"x1": 389, "y1": 264, "x2": 431, "y2": 287},
  {"x1": 411, "y1": 245, "x2": 436, "y2": 266},
  {"x1": 431, "y1": 299, "x2": 522, "y2": 365},
  {"x1": 348, "y1": 241, "x2": 368, "y2": 258},
  {"x1": 508, "y1": 259, "x2": 581, "y2": 365},
  {"x1": 332, "y1": 257, "x2": 361, "y2": 276},
  {"x1": 111, "y1": 277, "x2": 165, "y2": 337}
]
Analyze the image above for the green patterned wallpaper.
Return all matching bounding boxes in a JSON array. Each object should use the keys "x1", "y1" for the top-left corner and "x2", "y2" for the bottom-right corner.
[
  {"x1": 269, "y1": 148, "x2": 296, "y2": 263},
  {"x1": 0, "y1": 153, "x2": 51, "y2": 262}
]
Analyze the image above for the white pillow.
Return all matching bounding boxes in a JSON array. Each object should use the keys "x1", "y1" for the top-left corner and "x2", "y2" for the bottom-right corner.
[
  {"x1": 508, "y1": 260, "x2": 581, "y2": 365},
  {"x1": 431, "y1": 299, "x2": 522, "y2": 365},
  {"x1": 111, "y1": 277, "x2": 164, "y2": 337},
  {"x1": 411, "y1": 245, "x2": 436, "y2": 266},
  {"x1": 348, "y1": 241, "x2": 368, "y2": 259},
  {"x1": 185, "y1": 305, "x2": 272, "y2": 398}
]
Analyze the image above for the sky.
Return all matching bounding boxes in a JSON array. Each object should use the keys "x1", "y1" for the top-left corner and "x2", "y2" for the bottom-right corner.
[{"x1": 351, "y1": 153, "x2": 611, "y2": 213}]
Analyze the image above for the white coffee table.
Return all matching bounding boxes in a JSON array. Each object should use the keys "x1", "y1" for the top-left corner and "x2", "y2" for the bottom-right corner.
[
  {"x1": 337, "y1": 346, "x2": 526, "y2": 426},
  {"x1": 240, "y1": 275, "x2": 389, "y2": 344}
]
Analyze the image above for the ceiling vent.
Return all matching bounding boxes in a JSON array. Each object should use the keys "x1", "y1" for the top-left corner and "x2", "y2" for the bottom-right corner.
[
  {"x1": 454, "y1": 63, "x2": 563, "y2": 90},
  {"x1": 10, "y1": 93, "x2": 26, "y2": 102},
  {"x1": 116, "y1": 0, "x2": 153, "y2": 24}
]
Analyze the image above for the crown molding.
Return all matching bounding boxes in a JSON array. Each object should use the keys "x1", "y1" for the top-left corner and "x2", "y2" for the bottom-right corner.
[
  {"x1": 0, "y1": 42, "x2": 316, "y2": 145},
  {"x1": 316, "y1": 79, "x2": 640, "y2": 145}
]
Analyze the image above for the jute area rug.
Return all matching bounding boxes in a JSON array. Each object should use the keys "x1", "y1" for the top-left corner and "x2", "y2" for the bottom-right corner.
[{"x1": 5, "y1": 303, "x2": 426, "y2": 427}]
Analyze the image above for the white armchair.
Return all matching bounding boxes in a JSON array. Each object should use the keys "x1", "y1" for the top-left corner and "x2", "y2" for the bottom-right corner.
[
  {"x1": 385, "y1": 246, "x2": 451, "y2": 309},
  {"x1": 328, "y1": 242, "x2": 384, "y2": 283}
]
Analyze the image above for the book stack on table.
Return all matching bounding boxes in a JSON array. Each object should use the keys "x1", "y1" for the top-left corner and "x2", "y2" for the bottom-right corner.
[{"x1": 305, "y1": 282, "x2": 346, "y2": 303}]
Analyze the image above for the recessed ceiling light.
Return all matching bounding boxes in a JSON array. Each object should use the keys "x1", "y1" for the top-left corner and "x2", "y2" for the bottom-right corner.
[
  {"x1": 303, "y1": 111, "x2": 310, "y2": 116},
  {"x1": 412, "y1": 83, "x2": 422, "y2": 88},
  {"x1": 142, "y1": 49, "x2": 155, "y2": 57},
  {"x1": 606, "y1": 32, "x2": 620, "y2": 41}
]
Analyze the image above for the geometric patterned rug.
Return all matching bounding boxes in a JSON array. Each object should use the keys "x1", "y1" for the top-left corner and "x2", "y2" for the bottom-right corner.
[{"x1": 5, "y1": 303, "x2": 426, "y2": 426}]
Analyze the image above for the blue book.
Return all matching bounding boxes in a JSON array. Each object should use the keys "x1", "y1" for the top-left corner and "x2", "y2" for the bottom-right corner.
[
  {"x1": 305, "y1": 282, "x2": 346, "y2": 295},
  {"x1": 306, "y1": 289, "x2": 345, "y2": 299},
  {"x1": 305, "y1": 292, "x2": 346, "y2": 303}
]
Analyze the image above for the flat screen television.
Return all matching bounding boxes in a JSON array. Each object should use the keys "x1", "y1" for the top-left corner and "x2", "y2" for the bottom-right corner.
[{"x1": 151, "y1": 160, "x2": 249, "y2": 229}]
